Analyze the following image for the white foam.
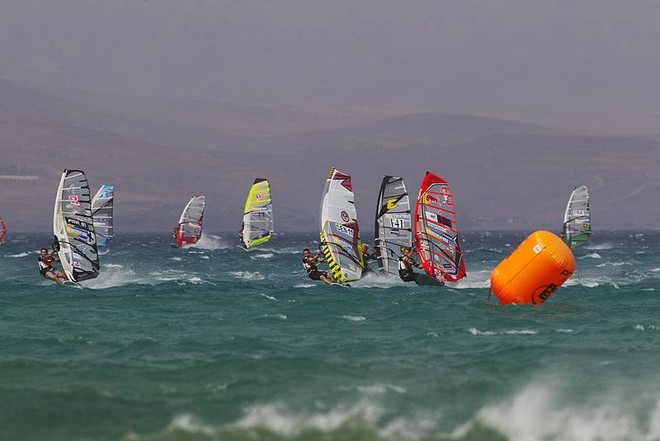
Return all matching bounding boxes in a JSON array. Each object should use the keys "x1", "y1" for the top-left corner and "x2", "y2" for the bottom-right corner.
[
  {"x1": 233, "y1": 401, "x2": 382, "y2": 435},
  {"x1": 584, "y1": 242, "x2": 614, "y2": 250},
  {"x1": 582, "y1": 252, "x2": 602, "y2": 259},
  {"x1": 260, "y1": 314, "x2": 287, "y2": 320},
  {"x1": 463, "y1": 382, "x2": 660, "y2": 441},
  {"x1": 294, "y1": 283, "x2": 316, "y2": 288},
  {"x1": 187, "y1": 235, "x2": 230, "y2": 250},
  {"x1": 343, "y1": 315, "x2": 366, "y2": 322},
  {"x1": 230, "y1": 271, "x2": 265, "y2": 281},
  {"x1": 596, "y1": 261, "x2": 631, "y2": 267},
  {"x1": 251, "y1": 253, "x2": 274, "y2": 259},
  {"x1": 171, "y1": 257, "x2": 182, "y2": 261},
  {"x1": 453, "y1": 270, "x2": 491, "y2": 289},
  {"x1": 4, "y1": 252, "x2": 30, "y2": 257},
  {"x1": 469, "y1": 327, "x2": 496, "y2": 336},
  {"x1": 352, "y1": 272, "x2": 405, "y2": 288},
  {"x1": 505, "y1": 329, "x2": 537, "y2": 335},
  {"x1": 260, "y1": 293, "x2": 277, "y2": 301},
  {"x1": 469, "y1": 327, "x2": 537, "y2": 336},
  {"x1": 356, "y1": 384, "x2": 407, "y2": 394}
]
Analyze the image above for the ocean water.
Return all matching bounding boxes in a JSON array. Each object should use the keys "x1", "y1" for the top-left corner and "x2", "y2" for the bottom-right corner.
[{"x1": 1, "y1": 231, "x2": 659, "y2": 441}]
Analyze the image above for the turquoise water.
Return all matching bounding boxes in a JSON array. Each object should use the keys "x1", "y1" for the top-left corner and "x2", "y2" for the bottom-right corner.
[{"x1": 1, "y1": 231, "x2": 659, "y2": 441}]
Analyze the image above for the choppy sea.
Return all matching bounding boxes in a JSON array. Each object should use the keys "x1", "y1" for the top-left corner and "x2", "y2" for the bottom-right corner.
[{"x1": 1, "y1": 231, "x2": 659, "y2": 441}]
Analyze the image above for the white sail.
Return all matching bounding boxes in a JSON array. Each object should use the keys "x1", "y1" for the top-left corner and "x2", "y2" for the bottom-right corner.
[
  {"x1": 374, "y1": 176, "x2": 412, "y2": 275},
  {"x1": 319, "y1": 167, "x2": 364, "y2": 283},
  {"x1": 562, "y1": 185, "x2": 591, "y2": 247},
  {"x1": 91, "y1": 184, "x2": 114, "y2": 247},
  {"x1": 53, "y1": 169, "x2": 100, "y2": 282},
  {"x1": 175, "y1": 194, "x2": 205, "y2": 247}
]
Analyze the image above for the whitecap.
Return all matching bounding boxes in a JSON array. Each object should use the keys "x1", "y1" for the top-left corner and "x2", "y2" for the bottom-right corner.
[
  {"x1": 251, "y1": 253, "x2": 274, "y2": 259},
  {"x1": 469, "y1": 327, "x2": 496, "y2": 336},
  {"x1": 584, "y1": 242, "x2": 614, "y2": 250},
  {"x1": 230, "y1": 271, "x2": 265, "y2": 281},
  {"x1": 187, "y1": 235, "x2": 230, "y2": 250},
  {"x1": 506, "y1": 329, "x2": 537, "y2": 335},
  {"x1": 343, "y1": 315, "x2": 366, "y2": 322},
  {"x1": 4, "y1": 252, "x2": 30, "y2": 258},
  {"x1": 261, "y1": 314, "x2": 287, "y2": 320}
]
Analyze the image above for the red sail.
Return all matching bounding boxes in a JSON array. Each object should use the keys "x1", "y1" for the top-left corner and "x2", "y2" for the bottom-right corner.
[{"x1": 413, "y1": 172, "x2": 467, "y2": 283}]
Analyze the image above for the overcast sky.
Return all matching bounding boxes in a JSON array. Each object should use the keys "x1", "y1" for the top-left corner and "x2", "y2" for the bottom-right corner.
[{"x1": 1, "y1": 0, "x2": 659, "y2": 132}]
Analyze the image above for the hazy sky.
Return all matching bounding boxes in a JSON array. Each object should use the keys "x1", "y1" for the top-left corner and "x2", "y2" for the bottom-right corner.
[{"x1": 1, "y1": 0, "x2": 659, "y2": 132}]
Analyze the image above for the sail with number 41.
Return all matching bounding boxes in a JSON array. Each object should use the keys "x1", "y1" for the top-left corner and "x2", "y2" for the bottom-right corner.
[{"x1": 374, "y1": 176, "x2": 412, "y2": 275}]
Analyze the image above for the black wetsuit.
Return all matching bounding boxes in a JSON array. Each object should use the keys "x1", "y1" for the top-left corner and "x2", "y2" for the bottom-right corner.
[
  {"x1": 303, "y1": 256, "x2": 328, "y2": 281},
  {"x1": 398, "y1": 255, "x2": 419, "y2": 282}
]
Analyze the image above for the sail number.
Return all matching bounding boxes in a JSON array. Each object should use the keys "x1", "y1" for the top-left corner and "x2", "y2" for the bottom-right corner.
[
  {"x1": 390, "y1": 218, "x2": 406, "y2": 229},
  {"x1": 335, "y1": 223, "x2": 354, "y2": 237}
]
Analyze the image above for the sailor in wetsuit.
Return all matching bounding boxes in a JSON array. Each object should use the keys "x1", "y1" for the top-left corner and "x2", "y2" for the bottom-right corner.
[
  {"x1": 398, "y1": 246, "x2": 423, "y2": 283},
  {"x1": 361, "y1": 243, "x2": 378, "y2": 274},
  {"x1": 38, "y1": 247, "x2": 69, "y2": 284},
  {"x1": 302, "y1": 248, "x2": 336, "y2": 285}
]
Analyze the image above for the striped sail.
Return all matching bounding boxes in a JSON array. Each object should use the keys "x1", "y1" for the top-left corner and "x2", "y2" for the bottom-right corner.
[
  {"x1": 0, "y1": 217, "x2": 6, "y2": 244},
  {"x1": 319, "y1": 167, "x2": 364, "y2": 283},
  {"x1": 53, "y1": 169, "x2": 100, "y2": 282},
  {"x1": 175, "y1": 194, "x2": 205, "y2": 247},
  {"x1": 414, "y1": 172, "x2": 466, "y2": 283},
  {"x1": 374, "y1": 176, "x2": 412, "y2": 275},
  {"x1": 91, "y1": 184, "x2": 114, "y2": 248},
  {"x1": 562, "y1": 185, "x2": 591, "y2": 247},
  {"x1": 241, "y1": 178, "x2": 273, "y2": 249}
]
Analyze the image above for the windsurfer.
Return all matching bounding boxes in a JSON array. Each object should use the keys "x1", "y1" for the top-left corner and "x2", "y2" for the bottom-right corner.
[
  {"x1": 398, "y1": 246, "x2": 422, "y2": 283},
  {"x1": 38, "y1": 247, "x2": 69, "y2": 284},
  {"x1": 361, "y1": 244, "x2": 377, "y2": 274},
  {"x1": 238, "y1": 222, "x2": 244, "y2": 241},
  {"x1": 302, "y1": 248, "x2": 336, "y2": 285}
]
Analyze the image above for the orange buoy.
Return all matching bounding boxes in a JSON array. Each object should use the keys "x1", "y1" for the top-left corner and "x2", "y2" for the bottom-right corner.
[{"x1": 490, "y1": 230, "x2": 575, "y2": 305}]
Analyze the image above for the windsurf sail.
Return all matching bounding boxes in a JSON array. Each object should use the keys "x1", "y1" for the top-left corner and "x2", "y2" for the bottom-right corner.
[
  {"x1": 174, "y1": 194, "x2": 205, "y2": 247},
  {"x1": 414, "y1": 171, "x2": 466, "y2": 283},
  {"x1": 53, "y1": 169, "x2": 100, "y2": 282},
  {"x1": 91, "y1": 184, "x2": 114, "y2": 247},
  {"x1": 0, "y1": 217, "x2": 6, "y2": 244},
  {"x1": 374, "y1": 176, "x2": 412, "y2": 275},
  {"x1": 241, "y1": 178, "x2": 273, "y2": 249},
  {"x1": 319, "y1": 167, "x2": 364, "y2": 283},
  {"x1": 562, "y1": 185, "x2": 591, "y2": 247}
]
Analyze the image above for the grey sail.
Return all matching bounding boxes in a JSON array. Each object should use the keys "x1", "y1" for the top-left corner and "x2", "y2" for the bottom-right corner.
[
  {"x1": 91, "y1": 184, "x2": 114, "y2": 248},
  {"x1": 562, "y1": 185, "x2": 591, "y2": 247},
  {"x1": 374, "y1": 176, "x2": 412, "y2": 275},
  {"x1": 53, "y1": 169, "x2": 100, "y2": 282}
]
